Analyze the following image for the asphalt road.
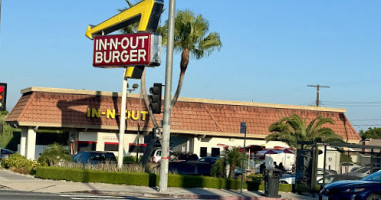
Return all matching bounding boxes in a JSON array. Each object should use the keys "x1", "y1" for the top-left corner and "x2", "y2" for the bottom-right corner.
[
  {"x1": 0, "y1": 190, "x2": 70, "y2": 200},
  {"x1": 0, "y1": 190, "x2": 169, "y2": 200}
]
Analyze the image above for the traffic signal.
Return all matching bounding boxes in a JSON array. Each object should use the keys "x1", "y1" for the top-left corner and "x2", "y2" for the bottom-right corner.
[
  {"x1": 149, "y1": 83, "x2": 162, "y2": 114},
  {"x1": 0, "y1": 83, "x2": 7, "y2": 111}
]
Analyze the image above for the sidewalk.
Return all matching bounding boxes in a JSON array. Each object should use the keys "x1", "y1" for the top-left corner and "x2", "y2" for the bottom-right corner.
[{"x1": 0, "y1": 169, "x2": 318, "y2": 200}]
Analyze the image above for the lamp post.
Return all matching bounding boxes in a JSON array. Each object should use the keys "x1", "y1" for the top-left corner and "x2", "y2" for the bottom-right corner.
[{"x1": 127, "y1": 83, "x2": 139, "y2": 93}]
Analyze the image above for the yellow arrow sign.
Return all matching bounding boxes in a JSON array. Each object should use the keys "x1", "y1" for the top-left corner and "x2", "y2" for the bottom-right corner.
[{"x1": 85, "y1": 0, "x2": 164, "y2": 40}]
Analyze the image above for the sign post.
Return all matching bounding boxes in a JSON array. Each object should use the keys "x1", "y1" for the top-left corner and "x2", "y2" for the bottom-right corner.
[
  {"x1": 240, "y1": 122, "x2": 247, "y2": 194},
  {"x1": 85, "y1": 0, "x2": 164, "y2": 169},
  {"x1": 117, "y1": 70, "x2": 128, "y2": 168}
]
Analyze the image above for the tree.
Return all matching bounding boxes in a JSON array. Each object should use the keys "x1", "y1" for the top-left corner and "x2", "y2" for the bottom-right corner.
[
  {"x1": 119, "y1": 2, "x2": 222, "y2": 128},
  {"x1": 0, "y1": 111, "x2": 14, "y2": 149},
  {"x1": 37, "y1": 143, "x2": 71, "y2": 166},
  {"x1": 265, "y1": 114, "x2": 343, "y2": 149},
  {"x1": 160, "y1": 10, "x2": 222, "y2": 107},
  {"x1": 359, "y1": 127, "x2": 381, "y2": 139},
  {"x1": 211, "y1": 147, "x2": 243, "y2": 178}
]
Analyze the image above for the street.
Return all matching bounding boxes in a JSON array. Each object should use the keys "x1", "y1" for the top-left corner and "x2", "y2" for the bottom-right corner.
[
  {"x1": 0, "y1": 190, "x2": 69, "y2": 200},
  {"x1": 0, "y1": 190, "x2": 178, "y2": 200}
]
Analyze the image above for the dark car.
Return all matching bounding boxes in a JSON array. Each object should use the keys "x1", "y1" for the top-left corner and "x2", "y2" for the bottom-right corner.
[
  {"x1": 73, "y1": 151, "x2": 117, "y2": 164},
  {"x1": 169, "y1": 160, "x2": 213, "y2": 176},
  {"x1": 198, "y1": 157, "x2": 218, "y2": 164},
  {"x1": 320, "y1": 170, "x2": 381, "y2": 200},
  {"x1": 0, "y1": 148, "x2": 14, "y2": 160}
]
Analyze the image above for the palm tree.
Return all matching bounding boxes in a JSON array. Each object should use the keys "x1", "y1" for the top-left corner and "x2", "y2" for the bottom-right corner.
[
  {"x1": 265, "y1": 114, "x2": 343, "y2": 149},
  {"x1": 37, "y1": 143, "x2": 71, "y2": 166},
  {"x1": 160, "y1": 10, "x2": 222, "y2": 107},
  {"x1": 211, "y1": 147, "x2": 243, "y2": 178},
  {"x1": 225, "y1": 147, "x2": 243, "y2": 178},
  {"x1": 119, "y1": 2, "x2": 222, "y2": 128}
]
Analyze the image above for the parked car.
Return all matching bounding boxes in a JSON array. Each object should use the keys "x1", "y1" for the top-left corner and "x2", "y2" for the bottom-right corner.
[
  {"x1": 320, "y1": 170, "x2": 381, "y2": 200},
  {"x1": 348, "y1": 166, "x2": 374, "y2": 178},
  {"x1": 0, "y1": 148, "x2": 14, "y2": 160},
  {"x1": 279, "y1": 173, "x2": 295, "y2": 184},
  {"x1": 198, "y1": 157, "x2": 218, "y2": 164},
  {"x1": 169, "y1": 161, "x2": 212, "y2": 176},
  {"x1": 73, "y1": 151, "x2": 116, "y2": 164},
  {"x1": 151, "y1": 149, "x2": 178, "y2": 163},
  {"x1": 176, "y1": 153, "x2": 199, "y2": 162},
  {"x1": 317, "y1": 168, "x2": 338, "y2": 181},
  {"x1": 317, "y1": 174, "x2": 362, "y2": 185},
  {"x1": 280, "y1": 169, "x2": 337, "y2": 185}
]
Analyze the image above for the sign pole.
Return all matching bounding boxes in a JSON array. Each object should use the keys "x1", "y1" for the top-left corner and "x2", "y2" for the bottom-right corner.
[
  {"x1": 240, "y1": 122, "x2": 247, "y2": 194},
  {"x1": 118, "y1": 68, "x2": 128, "y2": 168},
  {"x1": 159, "y1": 0, "x2": 175, "y2": 192}
]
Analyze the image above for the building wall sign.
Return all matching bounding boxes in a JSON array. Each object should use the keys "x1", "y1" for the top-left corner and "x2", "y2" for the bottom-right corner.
[
  {"x1": 87, "y1": 108, "x2": 148, "y2": 121},
  {"x1": 93, "y1": 33, "x2": 161, "y2": 68}
]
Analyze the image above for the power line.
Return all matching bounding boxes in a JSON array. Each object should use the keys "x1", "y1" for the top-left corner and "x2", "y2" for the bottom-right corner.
[
  {"x1": 330, "y1": 79, "x2": 381, "y2": 87},
  {"x1": 321, "y1": 103, "x2": 381, "y2": 107},
  {"x1": 350, "y1": 119, "x2": 381, "y2": 121},
  {"x1": 324, "y1": 100, "x2": 381, "y2": 104},
  {"x1": 353, "y1": 124, "x2": 381, "y2": 127}
]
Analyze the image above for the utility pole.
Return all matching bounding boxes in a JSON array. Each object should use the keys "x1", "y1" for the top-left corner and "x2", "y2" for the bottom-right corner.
[
  {"x1": 159, "y1": 0, "x2": 175, "y2": 192},
  {"x1": 307, "y1": 84, "x2": 330, "y2": 107}
]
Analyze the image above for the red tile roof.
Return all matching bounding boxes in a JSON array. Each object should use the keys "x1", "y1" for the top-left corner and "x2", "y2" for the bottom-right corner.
[{"x1": 6, "y1": 87, "x2": 361, "y2": 143}]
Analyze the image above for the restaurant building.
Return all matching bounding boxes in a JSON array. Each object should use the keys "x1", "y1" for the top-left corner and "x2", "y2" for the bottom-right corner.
[{"x1": 6, "y1": 87, "x2": 361, "y2": 160}]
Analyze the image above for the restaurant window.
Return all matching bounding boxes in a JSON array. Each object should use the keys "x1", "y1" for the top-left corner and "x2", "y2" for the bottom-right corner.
[
  {"x1": 128, "y1": 143, "x2": 147, "y2": 153},
  {"x1": 78, "y1": 141, "x2": 96, "y2": 151},
  {"x1": 200, "y1": 147, "x2": 207, "y2": 157},
  {"x1": 104, "y1": 142, "x2": 119, "y2": 151},
  {"x1": 211, "y1": 148, "x2": 220, "y2": 157}
]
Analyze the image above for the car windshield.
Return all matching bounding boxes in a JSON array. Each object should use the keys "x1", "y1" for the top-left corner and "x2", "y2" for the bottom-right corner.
[
  {"x1": 355, "y1": 167, "x2": 370, "y2": 173},
  {"x1": 362, "y1": 171, "x2": 381, "y2": 181}
]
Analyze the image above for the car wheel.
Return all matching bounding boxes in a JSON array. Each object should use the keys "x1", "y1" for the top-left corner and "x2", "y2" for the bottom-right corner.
[
  {"x1": 367, "y1": 194, "x2": 381, "y2": 200},
  {"x1": 280, "y1": 181, "x2": 288, "y2": 184}
]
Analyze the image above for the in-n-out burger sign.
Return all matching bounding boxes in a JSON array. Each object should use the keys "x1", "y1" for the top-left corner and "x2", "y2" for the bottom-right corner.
[{"x1": 93, "y1": 32, "x2": 161, "y2": 68}]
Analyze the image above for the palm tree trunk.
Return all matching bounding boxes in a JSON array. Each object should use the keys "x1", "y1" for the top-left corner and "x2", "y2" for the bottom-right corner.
[
  {"x1": 141, "y1": 68, "x2": 159, "y2": 128},
  {"x1": 171, "y1": 49, "x2": 189, "y2": 107},
  {"x1": 229, "y1": 164, "x2": 236, "y2": 179}
]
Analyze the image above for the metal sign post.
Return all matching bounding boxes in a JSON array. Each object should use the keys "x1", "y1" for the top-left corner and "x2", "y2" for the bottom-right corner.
[
  {"x1": 240, "y1": 122, "x2": 247, "y2": 194},
  {"x1": 117, "y1": 69, "x2": 128, "y2": 168}
]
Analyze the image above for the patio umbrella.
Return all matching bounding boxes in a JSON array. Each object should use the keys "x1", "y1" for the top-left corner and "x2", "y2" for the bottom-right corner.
[
  {"x1": 264, "y1": 149, "x2": 279, "y2": 154},
  {"x1": 283, "y1": 148, "x2": 294, "y2": 154}
]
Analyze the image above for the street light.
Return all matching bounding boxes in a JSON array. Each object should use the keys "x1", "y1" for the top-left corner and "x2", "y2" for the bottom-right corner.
[{"x1": 127, "y1": 83, "x2": 139, "y2": 93}]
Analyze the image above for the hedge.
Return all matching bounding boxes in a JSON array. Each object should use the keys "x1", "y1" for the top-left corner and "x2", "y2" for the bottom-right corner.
[
  {"x1": 35, "y1": 166, "x2": 291, "y2": 191},
  {"x1": 35, "y1": 167, "x2": 158, "y2": 187}
]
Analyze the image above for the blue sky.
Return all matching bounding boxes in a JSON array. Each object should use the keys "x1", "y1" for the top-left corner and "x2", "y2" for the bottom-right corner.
[{"x1": 1, "y1": 0, "x2": 381, "y2": 132}]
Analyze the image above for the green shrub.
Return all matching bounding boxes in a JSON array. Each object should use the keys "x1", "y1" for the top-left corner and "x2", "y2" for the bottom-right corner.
[
  {"x1": 36, "y1": 166, "x2": 158, "y2": 187},
  {"x1": 2, "y1": 153, "x2": 39, "y2": 174},
  {"x1": 35, "y1": 166, "x2": 293, "y2": 191},
  {"x1": 245, "y1": 174, "x2": 262, "y2": 191},
  {"x1": 37, "y1": 143, "x2": 71, "y2": 166},
  {"x1": 123, "y1": 155, "x2": 140, "y2": 163},
  {"x1": 247, "y1": 173, "x2": 264, "y2": 182},
  {"x1": 167, "y1": 174, "x2": 243, "y2": 189}
]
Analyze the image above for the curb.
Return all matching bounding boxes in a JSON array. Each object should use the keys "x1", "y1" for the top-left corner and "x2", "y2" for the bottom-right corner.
[{"x1": 82, "y1": 190, "x2": 293, "y2": 200}]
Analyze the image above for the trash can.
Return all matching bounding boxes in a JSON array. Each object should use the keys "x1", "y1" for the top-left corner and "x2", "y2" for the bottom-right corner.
[{"x1": 264, "y1": 169, "x2": 282, "y2": 198}]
